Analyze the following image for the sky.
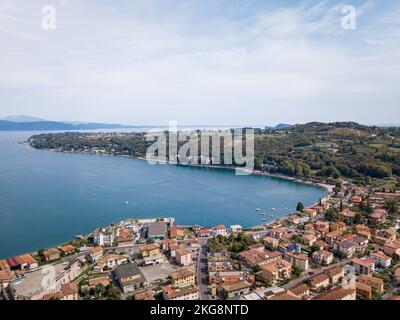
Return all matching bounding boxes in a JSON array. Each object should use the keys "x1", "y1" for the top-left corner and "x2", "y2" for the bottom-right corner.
[{"x1": 0, "y1": 0, "x2": 399, "y2": 126}]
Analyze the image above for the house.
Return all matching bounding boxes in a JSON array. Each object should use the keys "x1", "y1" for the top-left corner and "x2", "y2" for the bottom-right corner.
[
  {"x1": 42, "y1": 282, "x2": 79, "y2": 301},
  {"x1": 313, "y1": 287, "x2": 356, "y2": 300},
  {"x1": 262, "y1": 260, "x2": 292, "y2": 282},
  {"x1": 325, "y1": 266, "x2": 345, "y2": 284},
  {"x1": 175, "y1": 247, "x2": 192, "y2": 266},
  {"x1": 330, "y1": 221, "x2": 347, "y2": 232},
  {"x1": 114, "y1": 263, "x2": 145, "y2": 294},
  {"x1": 6, "y1": 254, "x2": 38, "y2": 271},
  {"x1": 377, "y1": 228, "x2": 397, "y2": 241},
  {"x1": 230, "y1": 225, "x2": 243, "y2": 233},
  {"x1": 383, "y1": 240, "x2": 400, "y2": 257},
  {"x1": 351, "y1": 258, "x2": 375, "y2": 276},
  {"x1": 58, "y1": 244, "x2": 76, "y2": 256},
  {"x1": 94, "y1": 254, "x2": 128, "y2": 272},
  {"x1": 42, "y1": 248, "x2": 61, "y2": 262},
  {"x1": 0, "y1": 260, "x2": 12, "y2": 288},
  {"x1": 333, "y1": 239, "x2": 357, "y2": 258},
  {"x1": 357, "y1": 275, "x2": 384, "y2": 294},
  {"x1": 351, "y1": 195, "x2": 363, "y2": 206},
  {"x1": 160, "y1": 239, "x2": 178, "y2": 251},
  {"x1": 314, "y1": 240, "x2": 329, "y2": 251},
  {"x1": 325, "y1": 230, "x2": 342, "y2": 245},
  {"x1": 266, "y1": 228, "x2": 286, "y2": 240},
  {"x1": 369, "y1": 209, "x2": 387, "y2": 226},
  {"x1": 197, "y1": 228, "x2": 211, "y2": 237},
  {"x1": 169, "y1": 269, "x2": 196, "y2": 287},
  {"x1": 139, "y1": 243, "x2": 160, "y2": 258},
  {"x1": 283, "y1": 252, "x2": 309, "y2": 271},
  {"x1": 213, "y1": 225, "x2": 227, "y2": 237},
  {"x1": 354, "y1": 225, "x2": 371, "y2": 240},
  {"x1": 302, "y1": 234, "x2": 317, "y2": 247},
  {"x1": 238, "y1": 249, "x2": 282, "y2": 268},
  {"x1": 289, "y1": 284, "x2": 310, "y2": 298},
  {"x1": 308, "y1": 273, "x2": 330, "y2": 291},
  {"x1": 314, "y1": 221, "x2": 330, "y2": 234},
  {"x1": 116, "y1": 235, "x2": 134, "y2": 248},
  {"x1": 263, "y1": 237, "x2": 279, "y2": 249},
  {"x1": 370, "y1": 251, "x2": 391, "y2": 268},
  {"x1": 312, "y1": 250, "x2": 334, "y2": 265},
  {"x1": 88, "y1": 246, "x2": 103, "y2": 263},
  {"x1": 221, "y1": 281, "x2": 251, "y2": 299},
  {"x1": 350, "y1": 235, "x2": 369, "y2": 254},
  {"x1": 304, "y1": 208, "x2": 317, "y2": 219},
  {"x1": 356, "y1": 282, "x2": 372, "y2": 299},
  {"x1": 339, "y1": 208, "x2": 356, "y2": 224},
  {"x1": 162, "y1": 284, "x2": 199, "y2": 300},
  {"x1": 169, "y1": 226, "x2": 185, "y2": 239}
]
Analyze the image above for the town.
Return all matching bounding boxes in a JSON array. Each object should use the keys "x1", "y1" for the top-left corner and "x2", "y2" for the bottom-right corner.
[{"x1": 1, "y1": 182, "x2": 400, "y2": 301}]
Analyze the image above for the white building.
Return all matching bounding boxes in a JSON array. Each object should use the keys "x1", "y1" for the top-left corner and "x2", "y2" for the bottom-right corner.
[
  {"x1": 230, "y1": 225, "x2": 243, "y2": 234},
  {"x1": 213, "y1": 225, "x2": 227, "y2": 237}
]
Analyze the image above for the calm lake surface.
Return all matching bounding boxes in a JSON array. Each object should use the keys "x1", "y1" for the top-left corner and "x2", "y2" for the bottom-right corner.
[{"x1": 0, "y1": 131, "x2": 325, "y2": 259}]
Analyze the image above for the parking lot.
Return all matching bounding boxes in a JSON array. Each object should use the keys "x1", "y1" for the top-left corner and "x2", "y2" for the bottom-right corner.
[{"x1": 139, "y1": 263, "x2": 179, "y2": 283}]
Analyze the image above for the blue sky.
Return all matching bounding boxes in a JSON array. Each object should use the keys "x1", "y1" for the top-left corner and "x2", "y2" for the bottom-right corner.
[{"x1": 0, "y1": 0, "x2": 399, "y2": 125}]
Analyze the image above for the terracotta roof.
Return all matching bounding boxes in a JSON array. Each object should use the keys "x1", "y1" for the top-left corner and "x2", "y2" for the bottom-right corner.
[
  {"x1": 325, "y1": 266, "x2": 344, "y2": 277},
  {"x1": 0, "y1": 269, "x2": 13, "y2": 282},
  {"x1": 43, "y1": 248, "x2": 61, "y2": 256},
  {"x1": 0, "y1": 260, "x2": 10, "y2": 271},
  {"x1": 58, "y1": 244, "x2": 76, "y2": 253},
  {"x1": 313, "y1": 287, "x2": 356, "y2": 300},
  {"x1": 169, "y1": 268, "x2": 195, "y2": 280},
  {"x1": 351, "y1": 258, "x2": 375, "y2": 268},
  {"x1": 289, "y1": 284, "x2": 310, "y2": 297},
  {"x1": 269, "y1": 291, "x2": 301, "y2": 301},
  {"x1": 371, "y1": 251, "x2": 390, "y2": 261},
  {"x1": 139, "y1": 243, "x2": 160, "y2": 252},
  {"x1": 356, "y1": 282, "x2": 372, "y2": 293},
  {"x1": 309, "y1": 273, "x2": 329, "y2": 284},
  {"x1": 215, "y1": 225, "x2": 226, "y2": 230},
  {"x1": 61, "y1": 282, "x2": 78, "y2": 296},
  {"x1": 134, "y1": 290, "x2": 155, "y2": 300},
  {"x1": 89, "y1": 246, "x2": 103, "y2": 254},
  {"x1": 162, "y1": 284, "x2": 199, "y2": 299},
  {"x1": 221, "y1": 281, "x2": 251, "y2": 293},
  {"x1": 6, "y1": 254, "x2": 37, "y2": 268}
]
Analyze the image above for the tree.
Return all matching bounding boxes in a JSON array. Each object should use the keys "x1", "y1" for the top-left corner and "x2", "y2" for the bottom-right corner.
[
  {"x1": 95, "y1": 284, "x2": 106, "y2": 298},
  {"x1": 354, "y1": 213, "x2": 363, "y2": 225},
  {"x1": 293, "y1": 267, "x2": 302, "y2": 277},
  {"x1": 387, "y1": 201, "x2": 399, "y2": 215},
  {"x1": 296, "y1": 202, "x2": 305, "y2": 212}
]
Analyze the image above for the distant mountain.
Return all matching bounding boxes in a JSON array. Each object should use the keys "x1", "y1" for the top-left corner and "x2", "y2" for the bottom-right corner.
[
  {"x1": 0, "y1": 119, "x2": 134, "y2": 131},
  {"x1": 2, "y1": 115, "x2": 46, "y2": 123},
  {"x1": 274, "y1": 123, "x2": 293, "y2": 130}
]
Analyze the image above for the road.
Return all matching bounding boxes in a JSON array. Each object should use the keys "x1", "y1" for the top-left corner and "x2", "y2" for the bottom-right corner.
[{"x1": 197, "y1": 238, "x2": 211, "y2": 300}]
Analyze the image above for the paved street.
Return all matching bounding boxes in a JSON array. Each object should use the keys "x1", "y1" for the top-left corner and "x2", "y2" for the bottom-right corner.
[{"x1": 197, "y1": 238, "x2": 211, "y2": 300}]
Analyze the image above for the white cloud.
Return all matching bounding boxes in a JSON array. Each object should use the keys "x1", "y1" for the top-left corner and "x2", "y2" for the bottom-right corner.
[{"x1": 0, "y1": 0, "x2": 399, "y2": 125}]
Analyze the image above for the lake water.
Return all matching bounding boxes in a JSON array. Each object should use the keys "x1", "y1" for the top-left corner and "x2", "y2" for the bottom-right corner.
[{"x1": 0, "y1": 131, "x2": 325, "y2": 259}]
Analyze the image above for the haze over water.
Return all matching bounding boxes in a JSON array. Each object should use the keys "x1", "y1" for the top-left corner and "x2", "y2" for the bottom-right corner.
[{"x1": 0, "y1": 131, "x2": 325, "y2": 259}]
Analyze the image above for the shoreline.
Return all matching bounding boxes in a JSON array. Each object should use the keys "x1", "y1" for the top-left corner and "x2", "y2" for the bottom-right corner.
[{"x1": 9, "y1": 144, "x2": 333, "y2": 259}]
